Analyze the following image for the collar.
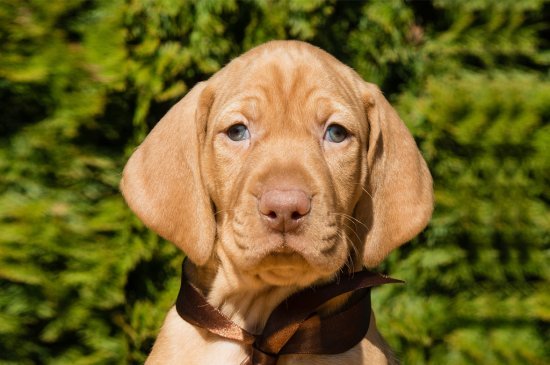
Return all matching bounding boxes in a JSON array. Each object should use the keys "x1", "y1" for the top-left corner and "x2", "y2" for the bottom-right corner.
[{"x1": 175, "y1": 259, "x2": 402, "y2": 365}]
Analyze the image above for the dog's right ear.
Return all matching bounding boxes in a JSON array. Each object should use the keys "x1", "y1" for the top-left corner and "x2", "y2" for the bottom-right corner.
[{"x1": 120, "y1": 82, "x2": 215, "y2": 265}]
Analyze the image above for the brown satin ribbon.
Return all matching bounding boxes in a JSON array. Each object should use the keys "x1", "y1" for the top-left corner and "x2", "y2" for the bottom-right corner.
[{"x1": 176, "y1": 260, "x2": 402, "y2": 365}]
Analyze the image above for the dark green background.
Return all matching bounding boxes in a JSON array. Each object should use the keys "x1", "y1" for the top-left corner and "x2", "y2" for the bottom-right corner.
[{"x1": 1, "y1": 0, "x2": 548, "y2": 363}]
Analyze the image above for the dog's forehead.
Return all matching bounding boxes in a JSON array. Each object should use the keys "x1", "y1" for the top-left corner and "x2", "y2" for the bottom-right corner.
[
  {"x1": 211, "y1": 45, "x2": 361, "y2": 125},
  {"x1": 234, "y1": 46, "x2": 346, "y2": 97}
]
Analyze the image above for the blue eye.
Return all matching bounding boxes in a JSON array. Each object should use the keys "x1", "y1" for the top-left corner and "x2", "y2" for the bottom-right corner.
[
  {"x1": 324, "y1": 124, "x2": 348, "y2": 143},
  {"x1": 226, "y1": 124, "x2": 250, "y2": 141}
]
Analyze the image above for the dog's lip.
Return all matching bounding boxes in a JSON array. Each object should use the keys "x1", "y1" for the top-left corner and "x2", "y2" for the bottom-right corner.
[
  {"x1": 271, "y1": 244, "x2": 296, "y2": 254},
  {"x1": 262, "y1": 234, "x2": 341, "y2": 261}
]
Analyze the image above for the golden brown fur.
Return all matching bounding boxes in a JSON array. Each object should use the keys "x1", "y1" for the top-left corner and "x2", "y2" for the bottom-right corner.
[{"x1": 121, "y1": 40, "x2": 433, "y2": 364}]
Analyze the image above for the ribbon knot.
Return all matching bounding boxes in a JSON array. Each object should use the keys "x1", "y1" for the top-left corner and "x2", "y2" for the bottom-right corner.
[
  {"x1": 176, "y1": 259, "x2": 402, "y2": 365},
  {"x1": 250, "y1": 346, "x2": 278, "y2": 365}
]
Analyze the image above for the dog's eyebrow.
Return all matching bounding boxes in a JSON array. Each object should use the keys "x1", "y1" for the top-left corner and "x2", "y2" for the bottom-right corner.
[
  {"x1": 216, "y1": 96, "x2": 261, "y2": 122},
  {"x1": 314, "y1": 98, "x2": 354, "y2": 122}
]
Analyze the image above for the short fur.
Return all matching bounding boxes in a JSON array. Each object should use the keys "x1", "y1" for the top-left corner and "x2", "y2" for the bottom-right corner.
[{"x1": 121, "y1": 40, "x2": 433, "y2": 365}]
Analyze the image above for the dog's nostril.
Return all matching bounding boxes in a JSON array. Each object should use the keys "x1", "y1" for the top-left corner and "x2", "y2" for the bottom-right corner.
[
  {"x1": 267, "y1": 211, "x2": 277, "y2": 219},
  {"x1": 291, "y1": 211, "x2": 303, "y2": 220}
]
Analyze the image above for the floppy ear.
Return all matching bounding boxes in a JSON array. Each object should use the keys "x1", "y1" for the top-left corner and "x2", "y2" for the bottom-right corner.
[
  {"x1": 120, "y1": 82, "x2": 216, "y2": 265},
  {"x1": 355, "y1": 82, "x2": 434, "y2": 268}
]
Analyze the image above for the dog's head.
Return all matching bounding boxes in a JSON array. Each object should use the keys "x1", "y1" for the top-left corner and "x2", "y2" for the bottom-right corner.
[{"x1": 121, "y1": 41, "x2": 433, "y2": 288}]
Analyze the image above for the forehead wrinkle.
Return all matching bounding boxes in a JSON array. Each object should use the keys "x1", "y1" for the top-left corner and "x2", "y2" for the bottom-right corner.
[
  {"x1": 216, "y1": 94, "x2": 261, "y2": 119},
  {"x1": 266, "y1": 63, "x2": 286, "y2": 101},
  {"x1": 260, "y1": 74, "x2": 334, "y2": 134},
  {"x1": 245, "y1": 64, "x2": 294, "y2": 129},
  {"x1": 325, "y1": 67, "x2": 360, "y2": 108},
  {"x1": 314, "y1": 97, "x2": 338, "y2": 122},
  {"x1": 256, "y1": 83, "x2": 275, "y2": 106},
  {"x1": 236, "y1": 95, "x2": 260, "y2": 121},
  {"x1": 254, "y1": 60, "x2": 312, "y2": 101},
  {"x1": 287, "y1": 65, "x2": 308, "y2": 98}
]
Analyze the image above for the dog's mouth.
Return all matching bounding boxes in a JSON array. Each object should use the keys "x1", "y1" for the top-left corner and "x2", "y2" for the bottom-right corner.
[
  {"x1": 226, "y1": 212, "x2": 349, "y2": 287},
  {"x1": 237, "y1": 235, "x2": 344, "y2": 287},
  {"x1": 271, "y1": 243, "x2": 296, "y2": 254}
]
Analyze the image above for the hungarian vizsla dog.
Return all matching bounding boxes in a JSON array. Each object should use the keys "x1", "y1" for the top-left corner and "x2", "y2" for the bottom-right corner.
[{"x1": 121, "y1": 40, "x2": 433, "y2": 364}]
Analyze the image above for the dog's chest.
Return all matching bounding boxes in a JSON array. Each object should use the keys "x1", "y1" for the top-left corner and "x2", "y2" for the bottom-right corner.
[{"x1": 157, "y1": 307, "x2": 372, "y2": 365}]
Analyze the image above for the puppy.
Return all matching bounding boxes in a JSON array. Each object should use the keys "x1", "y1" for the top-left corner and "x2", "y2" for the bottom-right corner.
[{"x1": 121, "y1": 40, "x2": 433, "y2": 364}]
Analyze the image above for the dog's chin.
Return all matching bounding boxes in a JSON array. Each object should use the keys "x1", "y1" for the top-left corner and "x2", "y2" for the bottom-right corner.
[
  {"x1": 256, "y1": 269, "x2": 309, "y2": 286},
  {"x1": 252, "y1": 252, "x2": 333, "y2": 287}
]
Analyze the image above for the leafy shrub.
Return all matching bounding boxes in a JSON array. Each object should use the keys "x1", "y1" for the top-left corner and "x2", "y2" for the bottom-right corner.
[{"x1": 0, "y1": 0, "x2": 547, "y2": 363}]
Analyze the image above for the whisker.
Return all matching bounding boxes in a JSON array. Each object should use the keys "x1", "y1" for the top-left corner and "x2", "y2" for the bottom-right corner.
[
  {"x1": 341, "y1": 228, "x2": 359, "y2": 257},
  {"x1": 341, "y1": 214, "x2": 370, "y2": 230},
  {"x1": 360, "y1": 186, "x2": 373, "y2": 200},
  {"x1": 349, "y1": 182, "x2": 374, "y2": 200},
  {"x1": 347, "y1": 234, "x2": 360, "y2": 258},
  {"x1": 329, "y1": 212, "x2": 370, "y2": 231},
  {"x1": 339, "y1": 220, "x2": 363, "y2": 246},
  {"x1": 334, "y1": 230, "x2": 355, "y2": 274}
]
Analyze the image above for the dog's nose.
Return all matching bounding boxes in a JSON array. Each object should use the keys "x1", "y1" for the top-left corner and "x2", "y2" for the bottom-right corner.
[{"x1": 258, "y1": 189, "x2": 311, "y2": 233}]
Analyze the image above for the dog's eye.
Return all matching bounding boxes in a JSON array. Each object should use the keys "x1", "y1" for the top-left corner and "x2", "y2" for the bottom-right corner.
[
  {"x1": 226, "y1": 124, "x2": 250, "y2": 141},
  {"x1": 324, "y1": 124, "x2": 348, "y2": 143}
]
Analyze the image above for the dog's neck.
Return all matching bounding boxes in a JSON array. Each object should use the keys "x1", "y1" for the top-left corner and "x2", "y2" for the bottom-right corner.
[{"x1": 185, "y1": 249, "x2": 360, "y2": 334}]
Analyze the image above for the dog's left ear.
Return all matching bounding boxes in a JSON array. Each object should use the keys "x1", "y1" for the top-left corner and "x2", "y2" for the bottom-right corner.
[{"x1": 354, "y1": 82, "x2": 434, "y2": 268}]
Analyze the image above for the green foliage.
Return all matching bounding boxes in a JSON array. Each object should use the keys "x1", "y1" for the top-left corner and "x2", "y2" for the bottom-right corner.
[
  {"x1": 376, "y1": 70, "x2": 550, "y2": 364},
  {"x1": 0, "y1": 0, "x2": 548, "y2": 364}
]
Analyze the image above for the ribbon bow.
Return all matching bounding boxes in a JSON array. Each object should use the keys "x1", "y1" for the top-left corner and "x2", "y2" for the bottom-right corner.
[{"x1": 175, "y1": 260, "x2": 402, "y2": 365}]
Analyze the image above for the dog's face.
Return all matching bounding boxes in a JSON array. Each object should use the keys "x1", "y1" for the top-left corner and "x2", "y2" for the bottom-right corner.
[
  {"x1": 121, "y1": 41, "x2": 433, "y2": 288},
  {"x1": 201, "y1": 54, "x2": 367, "y2": 286}
]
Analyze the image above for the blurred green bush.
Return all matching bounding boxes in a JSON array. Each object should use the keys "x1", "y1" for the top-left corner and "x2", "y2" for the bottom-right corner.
[{"x1": 0, "y1": 0, "x2": 548, "y2": 364}]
